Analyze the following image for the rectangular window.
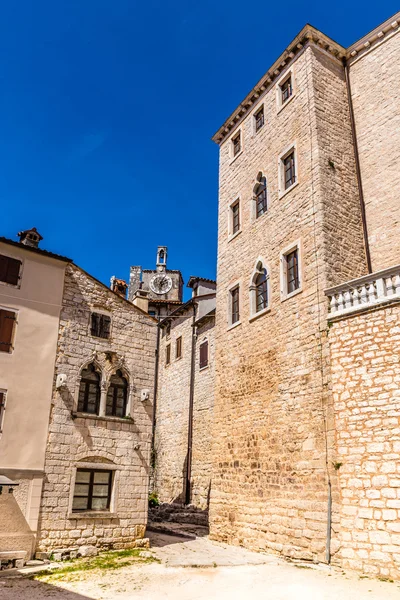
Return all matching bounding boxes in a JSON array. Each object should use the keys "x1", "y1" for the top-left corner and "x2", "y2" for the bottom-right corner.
[
  {"x1": 199, "y1": 340, "x2": 208, "y2": 369},
  {"x1": 90, "y1": 313, "x2": 111, "y2": 339},
  {"x1": 286, "y1": 249, "x2": 300, "y2": 294},
  {"x1": 232, "y1": 132, "x2": 241, "y2": 156},
  {"x1": 280, "y1": 76, "x2": 292, "y2": 104},
  {"x1": 166, "y1": 323, "x2": 171, "y2": 339},
  {"x1": 0, "y1": 255, "x2": 21, "y2": 286},
  {"x1": 283, "y1": 151, "x2": 296, "y2": 189},
  {"x1": 0, "y1": 391, "x2": 6, "y2": 432},
  {"x1": 166, "y1": 343, "x2": 171, "y2": 365},
  {"x1": 231, "y1": 286, "x2": 240, "y2": 324},
  {"x1": 254, "y1": 106, "x2": 264, "y2": 132},
  {"x1": 0, "y1": 309, "x2": 16, "y2": 353},
  {"x1": 176, "y1": 336, "x2": 182, "y2": 359},
  {"x1": 72, "y1": 469, "x2": 112, "y2": 512},
  {"x1": 231, "y1": 200, "x2": 240, "y2": 235}
]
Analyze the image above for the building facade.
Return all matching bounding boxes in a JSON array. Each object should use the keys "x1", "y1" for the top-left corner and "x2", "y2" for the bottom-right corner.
[{"x1": 209, "y1": 12, "x2": 400, "y2": 577}]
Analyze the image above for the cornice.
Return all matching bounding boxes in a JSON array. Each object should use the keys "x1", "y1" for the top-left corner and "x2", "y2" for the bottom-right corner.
[
  {"x1": 346, "y1": 11, "x2": 400, "y2": 63},
  {"x1": 212, "y1": 24, "x2": 345, "y2": 145}
]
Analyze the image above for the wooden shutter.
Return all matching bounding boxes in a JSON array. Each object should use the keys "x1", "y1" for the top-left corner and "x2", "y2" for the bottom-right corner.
[
  {"x1": 0, "y1": 255, "x2": 21, "y2": 286},
  {"x1": 90, "y1": 313, "x2": 99, "y2": 336},
  {"x1": 199, "y1": 341, "x2": 208, "y2": 369},
  {"x1": 0, "y1": 310, "x2": 16, "y2": 353},
  {"x1": 101, "y1": 315, "x2": 111, "y2": 339}
]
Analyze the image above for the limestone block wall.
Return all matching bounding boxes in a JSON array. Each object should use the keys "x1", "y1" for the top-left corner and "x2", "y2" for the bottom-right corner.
[
  {"x1": 154, "y1": 308, "x2": 215, "y2": 509},
  {"x1": 349, "y1": 30, "x2": 400, "y2": 272},
  {"x1": 329, "y1": 301, "x2": 400, "y2": 580},
  {"x1": 210, "y1": 43, "x2": 367, "y2": 561},
  {"x1": 36, "y1": 264, "x2": 157, "y2": 551}
]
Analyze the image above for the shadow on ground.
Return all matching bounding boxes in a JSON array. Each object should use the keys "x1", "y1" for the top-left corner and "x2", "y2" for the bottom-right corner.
[{"x1": 0, "y1": 576, "x2": 92, "y2": 600}]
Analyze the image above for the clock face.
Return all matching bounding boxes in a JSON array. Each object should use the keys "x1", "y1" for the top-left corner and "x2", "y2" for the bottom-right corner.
[{"x1": 149, "y1": 274, "x2": 173, "y2": 295}]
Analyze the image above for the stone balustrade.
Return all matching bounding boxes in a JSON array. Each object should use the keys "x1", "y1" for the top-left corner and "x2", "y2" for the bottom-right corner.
[{"x1": 325, "y1": 264, "x2": 400, "y2": 318}]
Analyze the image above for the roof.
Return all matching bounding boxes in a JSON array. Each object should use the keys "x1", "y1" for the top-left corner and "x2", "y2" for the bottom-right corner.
[
  {"x1": 149, "y1": 298, "x2": 183, "y2": 305},
  {"x1": 159, "y1": 292, "x2": 217, "y2": 327},
  {"x1": 0, "y1": 236, "x2": 72, "y2": 263},
  {"x1": 187, "y1": 276, "x2": 217, "y2": 288},
  {"x1": 212, "y1": 14, "x2": 400, "y2": 145}
]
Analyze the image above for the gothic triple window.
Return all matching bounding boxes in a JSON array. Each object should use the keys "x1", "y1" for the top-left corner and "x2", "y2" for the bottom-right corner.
[{"x1": 106, "y1": 370, "x2": 128, "y2": 418}]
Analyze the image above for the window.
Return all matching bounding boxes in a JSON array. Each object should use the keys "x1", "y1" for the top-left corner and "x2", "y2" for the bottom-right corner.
[
  {"x1": 231, "y1": 200, "x2": 240, "y2": 235},
  {"x1": 230, "y1": 286, "x2": 240, "y2": 325},
  {"x1": 90, "y1": 313, "x2": 111, "y2": 339},
  {"x1": 176, "y1": 336, "x2": 182, "y2": 359},
  {"x1": 254, "y1": 175, "x2": 268, "y2": 218},
  {"x1": 148, "y1": 311, "x2": 156, "y2": 317},
  {"x1": 106, "y1": 370, "x2": 128, "y2": 418},
  {"x1": 250, "y1": 261, "x2": 269, "y2": 318},
  {"x1": 286, "y1": 249, "x2": 299, "y2": 294},
  {"x1": 77, "y1": 364, "x2": 101, "y2": 414},
  {"x1": 0, "y1": 309, "x2": 16, "y2": 353},
  {"x1": 166, "y1": 323, "x2": 171, "y2": 339},
  {"x1": 72, "y1": 469, "x2": 112, "y2": 512},
  {"x1": 254, "y1": 106, "x2": 264, "y2": 132},
  {"x1": 166, "y1": 343, "x2": 171, "y2": 365},
  {"x1": 0, "y1": 255, "x2": 21, "y2": 286},
  {"x1": 281, "y1": 242, "x2": 302, "y2": 299},
  {"x1": 199, "y1": 340, "x2": 208, "y2": 369},
  {"x1": 283, "y1": 151, "x2": 296, "y2": 189},
  {"x1": 0, "y1": 391, "x2": 6, "y2": 432},
  {"x1": 232, "y1": 132, "x2": 241, "y2": 157},
  {"x1": 280, "y1": 75, "x2": 292, "y2": 104}
]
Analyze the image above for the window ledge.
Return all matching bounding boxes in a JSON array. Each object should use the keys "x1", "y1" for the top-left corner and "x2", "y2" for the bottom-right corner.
[
  {"x1": 227, "y1": 320, "x2": 241, "y2": 332},
  {"x1": 277, "y1": 93, "x2": 296, "y2": 115},
  {"x1": 228, "y1": 230, "x2": 242, "y2": 243},
  {"x1": 199, "y1": 365, "x2": 209, "y2": 372},
  {"x1": 68, "y1": 512, "x2": 118, "y2": 520},
  {"x1": 249, "y1": 307, "x2": 271, "y2": 323},
  {"x1": 229, "y1": 150, "x2": 244, "y2": 165},
  {"x1": 281, "y1": 287, "x2": 303, "y2": 302},
  {"x1": 71, "y1": 412, "x2": 134, "y2": 424},
  {"x1": 279, "y1": 180, "x2": 299, "y2": 200}
]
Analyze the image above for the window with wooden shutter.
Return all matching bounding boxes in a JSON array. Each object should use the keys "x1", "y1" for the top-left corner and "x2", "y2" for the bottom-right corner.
[
  {"x1": 0, "y1": 309, "x2": 16, "y2": 353},
  {"x1": 166, "y1": 344, "x2": 171, "y2": 365},
  {"x1": 0, "y1": 255, "x2": 22, "y2": 286},
  {"x1": 231, "y1": 286, "x2": 240, "y2": 324},
  {"x1": 199, "y1": 340, "x2": 208, "y2": 369},
  {"x1": 90, "y1": 313, "x2": 111, "y2": 339},
  {"x1": 0, "y1": 391, "x2": 6, "y2": 432},
  {"x1": 176, "y1": 336, "x2": 182, "y2": 359}
]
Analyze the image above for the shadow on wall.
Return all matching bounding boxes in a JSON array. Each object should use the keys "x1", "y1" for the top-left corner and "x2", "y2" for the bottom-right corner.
[
  {"x1": 0, "y1": 578, "x2": 95, "y2": 600},
  {"x1": 0, "y1": 493, "x2": 35, "y2": 556}
]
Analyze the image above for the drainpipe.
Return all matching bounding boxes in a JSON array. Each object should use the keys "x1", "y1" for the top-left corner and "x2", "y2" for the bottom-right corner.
[
  {"x1": 151, "y1": 307, "x2": 161, "y2": 459},
  {"x1": 185, "y1": 302, "x2": 197, "y2": 505},
  {"x1": 326, "y1": 479, "x2": 332, "y2": 564},
  {"x1": 343, "y1": 57, "x2": 372, "y2": 274}
]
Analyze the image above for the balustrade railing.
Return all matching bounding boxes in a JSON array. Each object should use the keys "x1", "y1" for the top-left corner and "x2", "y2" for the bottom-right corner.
[{"x1": 325, "y1": 265, "x2": 400, "y2": 317}]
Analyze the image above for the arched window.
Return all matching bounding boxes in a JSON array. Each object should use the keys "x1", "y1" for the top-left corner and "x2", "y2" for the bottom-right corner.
[
  {"x1": 250, "y1": 260, "x2": 269, "y2": 317},
  {"x1": 254, "y1": 174, "x2": 267, "y2": 218},
  {"x1": 106, "y1": 370, "x2": 128, "y2": 418},
  {"x1": 78, "y1": 364, "x2": 101, "y2": 415}
]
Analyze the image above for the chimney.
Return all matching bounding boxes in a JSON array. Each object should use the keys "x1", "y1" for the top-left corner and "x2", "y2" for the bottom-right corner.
[
  {"x1": 132, "y1": 289, "x2": 149, "y2": 313},
  {"x1": 18, "y1": 227, "x2": 43, "y2": 248},
  {"x1": 128, "y1": 266, "x2": 142, "y2": 302},
  {"x1": 110, "y1": 276, "x2": 128, "y2": 299}
]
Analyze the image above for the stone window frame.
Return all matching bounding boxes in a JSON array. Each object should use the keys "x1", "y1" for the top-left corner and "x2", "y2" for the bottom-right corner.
[
  {"x1": 0, "y1": 389, "x2": 6, "y2": 433},
  {"x1": 249, "y1": 257, "x2": 271, "y2": 322},
  {"x1": 165, "y1": 342, "x2": 171, "y2": 366},
  {"x1": 280, "y1": 239, "x2": 303, "y2": 301},
  {"x1": 278, "y1": 141, "x2": 298, "y2": 199},
  {"x1": 0, "y1": 304, "x2": 18, "y2": 355},
  {"x1": 251, "y1": 171, "x2": 269, "y2": 221},
  {"x1": 227, "y1": 279, "x2": 242, "y2": 331},
  {"x1": 0, "y1": 252, "x2": 24, "y2": 290},
  {"x1": 252, "y1": 103, "x2": 265, "y2": 135},
  {"x1": 228, "y1": 196, "x2": 242, "y2": 242},
  {"x1": 276, "y1": 67, "x2": 296, "y2": 113},
  {"x1": 229, "y1": 126, "x2": 244, "y2": 164},
  {"x1": 88, "y1": 308, "x2": 112, "y2": 341},
  {"x1": 67, "y1": 460, "x2": 120, "y2": 519},
  {"x1": 73, "y1": 359, "x2": 133, "y2": 421}
]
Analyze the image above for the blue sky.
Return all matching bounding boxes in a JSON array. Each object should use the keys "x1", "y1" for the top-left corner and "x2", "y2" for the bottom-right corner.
[{"x1": 1, "y1": 1, "x2": 398, "y2": 300}]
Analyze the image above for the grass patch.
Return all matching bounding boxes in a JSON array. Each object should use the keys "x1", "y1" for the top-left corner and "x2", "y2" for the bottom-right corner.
[{"x1": 34, "y1": 549, "x2": 158, "y2": 582}]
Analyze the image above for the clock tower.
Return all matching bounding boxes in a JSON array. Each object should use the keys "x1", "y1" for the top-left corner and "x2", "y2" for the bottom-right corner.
[{"x1": 128, "y1": 246, "x2": 183, "y2": 317}]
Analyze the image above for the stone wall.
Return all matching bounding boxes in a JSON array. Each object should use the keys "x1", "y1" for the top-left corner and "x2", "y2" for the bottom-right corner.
[
  {"x1": 210, "y1": 43, "x2": 367, "y2": 561},
  {"x1": 329, "y1": 301, "x2": 400, "y2": 580},
  {"x1": 36, "y1": 264, "x2": 157, "y2": 551},
  {"x1": 154, "y1": 306, "x2": 215, "y2": 510},
  {"x1": 349, "y1": 30, "x2": 400, "y2": 272}
]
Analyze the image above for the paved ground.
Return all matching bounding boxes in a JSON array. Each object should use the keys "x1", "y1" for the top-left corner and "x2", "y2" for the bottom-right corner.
[{"x1": 1, "y1": 531, "x2": 399, "y2": 599}]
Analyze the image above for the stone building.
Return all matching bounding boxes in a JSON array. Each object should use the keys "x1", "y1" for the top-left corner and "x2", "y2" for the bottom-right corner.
[
  {"x1": 153, "y1": 277, "x2": 216, "y2": 512},
  {"x1": 209, "y1": 11, "x2": 400, "y2": 578}
]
